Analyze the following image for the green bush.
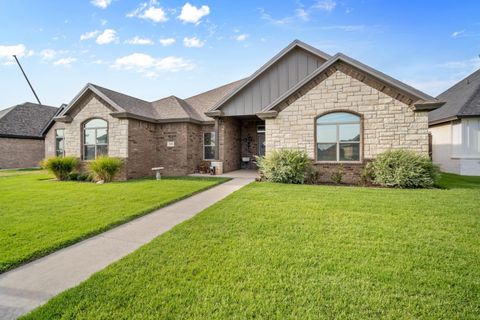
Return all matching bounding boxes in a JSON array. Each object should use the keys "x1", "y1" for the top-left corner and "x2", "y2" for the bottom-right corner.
[
  {"x1": 256, "y1": 149, "x2": 310, "y2": 184},
  {"x1": 368, "y1": 149, "x2": 439, "y2": 188},
  {"x1": 89, "y1": 156, "x2": 122, "y2": 182},
  {"x1": 41, "y1": 156, "x2": 78, "y2": 181},
  {"x1": 330, "y1": 164, "x2": 345, "y2": 184},
  {"x1": 68, "y1": 172, "x2": 93, "y2": 182}
]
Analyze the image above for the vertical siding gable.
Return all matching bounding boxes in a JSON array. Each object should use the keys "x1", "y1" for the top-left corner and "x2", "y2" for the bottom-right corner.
[{"x1": 221, "y1": 47, "x2": 326, "y2": 116}]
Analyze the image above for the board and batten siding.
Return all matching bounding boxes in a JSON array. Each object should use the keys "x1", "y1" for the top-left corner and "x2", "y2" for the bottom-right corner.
[{"x1": 220, "y1": 47, "x2": 327, "y2": 116}]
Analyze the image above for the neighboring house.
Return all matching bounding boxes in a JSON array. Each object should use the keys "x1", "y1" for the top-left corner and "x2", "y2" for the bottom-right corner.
[
  {"x1": 429, "y1": 69, "x2": 480, "y2": 176},
  {"x1": 0, "y1": 102, "x2": 58, "y2": 169},
  {"x1": 45, "y1": 40, "x2": 442, "y2": 181}
]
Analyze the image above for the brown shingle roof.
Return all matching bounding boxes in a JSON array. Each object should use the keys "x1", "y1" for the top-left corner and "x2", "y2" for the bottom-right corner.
[{"x1": 0, "y1": 103, "x2": 58, "y2": 138}]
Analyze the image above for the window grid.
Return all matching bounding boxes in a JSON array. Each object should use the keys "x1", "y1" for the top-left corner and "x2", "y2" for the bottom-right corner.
[{"x1": 83, "y1": 119, "x2": 108, "y2": 160}]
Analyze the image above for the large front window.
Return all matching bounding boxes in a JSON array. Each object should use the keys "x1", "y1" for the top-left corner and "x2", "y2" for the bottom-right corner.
[
  {"x1": 55, "y1": 129, "x2": 65, "y2": 157},
  {"x1": 203, "y1": 132, "x2": 216, "y2": 160},
  {"x1": 83, "y1": 119, "x2": 108, "y2": 160},
  {"x1": 316, "y1": 112, "x2": 361, "y2": 162}
]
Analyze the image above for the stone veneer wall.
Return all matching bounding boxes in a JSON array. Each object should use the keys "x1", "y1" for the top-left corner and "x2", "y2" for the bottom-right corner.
[
  {"x1": 0, "y1": 137, "x2": 45, "y2": 169},
  {"x1": 45, "y1": 93, "x2": 129, "y2": 178},
  {"x1": 265, "y1": 70, "x2": 429, "y2": 183}
]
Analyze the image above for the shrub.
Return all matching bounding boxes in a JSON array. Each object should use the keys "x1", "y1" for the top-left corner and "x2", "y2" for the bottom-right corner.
[
  {"x1": 68, "y1": 172, "x2": 93, "y2": 182},
  {"x1": 256, "y1": 149, "x2": 310, "y2": 184},
  {"x1": 368, "y1": 149, "x2": 439, "y2": 188},
  {"x1": 89, "y1": 156, "x2": 122, "y2": 182},
  {"x1": 68, "y1": 172, "x2": 80, "y2": 181},
  {"x1": 41, "y1": 156, "x2": 78, "y2": 181},
  {"x1": 330, "y1": 164, "x2": 345, "y2": 184}
]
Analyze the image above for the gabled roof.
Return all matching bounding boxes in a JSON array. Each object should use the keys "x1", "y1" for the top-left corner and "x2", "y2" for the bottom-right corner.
[
  {"x1": 207, "y1": 39, "x2": 331, "y2": 114},
  {"x1": 57, "y1": 80, "x2": 244, "y2": 124},
  {"x1": 257, "y1": 53, "x2": 442, "y2": 118},
  {"x1": 0, "y1": 102, "x2": 58, "y2": 138},
  {"x1": 429, "y1": 69, "x2": 480, "y2": 125}
]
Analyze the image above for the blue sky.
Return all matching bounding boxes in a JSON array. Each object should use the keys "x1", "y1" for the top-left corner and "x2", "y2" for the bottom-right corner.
[{"x1": 0, "y1": 0, "x2": 479, "y2": 110}]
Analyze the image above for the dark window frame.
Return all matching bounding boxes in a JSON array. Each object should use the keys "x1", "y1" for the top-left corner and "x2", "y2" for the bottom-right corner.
[
  {"x1": 82, "y1": 118, "x2": 108, "y2": 161},
  {"x1": 314, "y1": 111, "x2": 362, "y2": 163},
  {"x1": 203, "y1": 132, "x2": 216, "y2": 160}
]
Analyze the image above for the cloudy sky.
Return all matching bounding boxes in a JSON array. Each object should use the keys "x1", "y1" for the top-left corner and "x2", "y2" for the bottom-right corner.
[{"x1": 0, "y1": 0, "x2": 479, "y2": 109}]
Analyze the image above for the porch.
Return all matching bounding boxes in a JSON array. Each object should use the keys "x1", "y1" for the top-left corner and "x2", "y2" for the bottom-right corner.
[{"x1": 215, "y1": 116, "x2": 265, "y2": 173}]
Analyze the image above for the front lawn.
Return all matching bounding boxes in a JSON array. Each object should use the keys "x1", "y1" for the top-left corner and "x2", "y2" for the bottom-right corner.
[
  {"x1": 0, "y1": 170, "x2": 227, "y2": 273},
  {"x1": 23, "y1": 173, "x2": 480, "y2": 319}
]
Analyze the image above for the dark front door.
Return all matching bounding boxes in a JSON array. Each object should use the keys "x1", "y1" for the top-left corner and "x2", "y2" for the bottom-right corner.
[{"x1": 257, "y1": 133, "x2": 265, "y2": 157}]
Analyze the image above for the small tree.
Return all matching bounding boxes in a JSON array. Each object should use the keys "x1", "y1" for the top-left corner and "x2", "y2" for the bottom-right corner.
[
  {"x1": 256, "y1": 149, "x2": 310, "y2": 184},
  {"x1": 89, "y1": 156, "x2": 122, "y2": 182},
  {"x1": 368, "y1": 149, "x2": 439, "y2": 188},
  {"x1": 41, "y1": 156, "x2": 78, "y2": 181}
]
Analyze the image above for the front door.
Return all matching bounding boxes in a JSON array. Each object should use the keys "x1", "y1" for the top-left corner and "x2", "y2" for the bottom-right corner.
[{"x1": 257, "y1": 133, "x2": 265, "y2": 157}]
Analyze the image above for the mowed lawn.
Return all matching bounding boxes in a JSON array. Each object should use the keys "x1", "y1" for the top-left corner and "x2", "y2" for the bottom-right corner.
[
  {"x1": 21, "y1": 173, "x2": 480, "y2": 319},
  {"x1": 0, "y1": 170, "x2": 227, "y2": 273}
]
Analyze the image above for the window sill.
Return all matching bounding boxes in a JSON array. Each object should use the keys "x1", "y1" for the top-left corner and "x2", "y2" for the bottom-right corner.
[{"x1": 314, "y1": 161, "x2": 363, "y2": 165}]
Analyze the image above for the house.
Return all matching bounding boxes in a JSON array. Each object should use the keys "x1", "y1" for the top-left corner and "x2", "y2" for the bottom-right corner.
[
  {"x1": 45, "y1": 40, "x2": 442, "y2": 182},
  {"x1": 0, "y1": 102, "x2": 58, "y2": 169},
  {"x1": 429, "y1": 69, "x2": 480, "y2": 176}
]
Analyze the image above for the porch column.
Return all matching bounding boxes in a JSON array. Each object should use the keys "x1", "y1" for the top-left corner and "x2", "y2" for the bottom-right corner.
[{"x1": 214, "y1": 117, "x2": 220, "y2": 160}]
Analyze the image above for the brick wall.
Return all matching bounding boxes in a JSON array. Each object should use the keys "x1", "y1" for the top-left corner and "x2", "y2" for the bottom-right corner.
[
  {"x1": 219, "y1": 117, "x2": 241, "y2": 172},
  {"x1": 0, "y1": 137, "x2": 45, "y2": 169},
  {"x1": 127, "y1": 119, "x2": 157, "y2": 179},
  {"x1": 266, "y1": 70, "x2": 430, "y2": 161}
]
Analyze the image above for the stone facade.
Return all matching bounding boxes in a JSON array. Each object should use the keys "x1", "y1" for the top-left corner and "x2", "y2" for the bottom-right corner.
[
  {"x1": 266, "y1": 70, "x2": 430, "y2": 169},
  {"x1": 0, "y1": 137, "x2": 45, "y2": 169}
]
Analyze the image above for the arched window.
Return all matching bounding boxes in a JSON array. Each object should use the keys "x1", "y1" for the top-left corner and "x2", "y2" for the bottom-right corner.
[
  {"x1": 316, "y1": 112, "x2": 361, "y2": 162},
  {"x1": 83, "y1": 118, "x2": 108, "y2": 160}
]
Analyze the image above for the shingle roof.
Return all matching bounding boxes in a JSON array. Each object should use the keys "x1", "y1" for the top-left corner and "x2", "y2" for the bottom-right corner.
[
  {"x1": 59, "y1": 80, "x2": 245, "y2": 123},
  {"x1": 184, "y1": 79, "x2": 246, "y2": 121},
  {"x1": 429, "y1": 69, "x2": 480, "y2": 124},
  {"x1": 0, "y1": 102, "x2": 58, "y2": 138}
]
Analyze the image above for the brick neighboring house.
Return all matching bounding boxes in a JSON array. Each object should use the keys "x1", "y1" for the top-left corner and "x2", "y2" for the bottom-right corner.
[
  {"x1": 0, "y1": 102, "x2": 58, "y2": 169},
  {"x1": 45, "y1": 40, "x2": 443, "y2": 181}
]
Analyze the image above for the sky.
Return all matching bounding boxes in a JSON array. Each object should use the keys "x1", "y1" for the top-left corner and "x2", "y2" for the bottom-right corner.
[{"x1": 0, "y1": 0, "x2": 479, "y2": 110}]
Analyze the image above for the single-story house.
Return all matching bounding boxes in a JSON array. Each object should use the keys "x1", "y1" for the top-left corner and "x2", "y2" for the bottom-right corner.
[
  {"x1": 45, "y1": 40, "x2": 443, "y2": 182},
  {"x1": 0, "y1": 102, "x2": 58, "y2": 169},
  {"x1": 429, "y1": 69, "x2": 480, "y2": 176}
]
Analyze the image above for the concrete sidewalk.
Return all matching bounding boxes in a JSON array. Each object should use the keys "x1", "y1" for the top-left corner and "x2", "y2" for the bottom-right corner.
[{"x1": 0, "y1": 176, "x2": 253, "y2": 320}]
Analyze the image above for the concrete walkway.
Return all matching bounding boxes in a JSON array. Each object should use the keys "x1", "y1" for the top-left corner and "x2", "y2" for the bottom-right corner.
[{"x1": 0, "y1": 175, "x2": 254, "y2": 320}]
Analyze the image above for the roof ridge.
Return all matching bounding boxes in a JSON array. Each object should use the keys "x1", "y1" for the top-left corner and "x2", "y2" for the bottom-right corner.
[
  {"x1": 436, "y1": 68, "x2": 480, "y2": 98},
  {"x1": 0, "y1": 106, "x2": 15, "y2": 120},
  {"x1": 90, "y1": 83, "x2": 150, "y2": 103}
]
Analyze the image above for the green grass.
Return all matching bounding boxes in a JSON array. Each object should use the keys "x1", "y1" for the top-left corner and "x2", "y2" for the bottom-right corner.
[
  {"x1": 0, "y1": 170, "x2": 227, "y2": 273},
  {"x1": 22, "y1": 173, "x2": 480, "y2": 319}
]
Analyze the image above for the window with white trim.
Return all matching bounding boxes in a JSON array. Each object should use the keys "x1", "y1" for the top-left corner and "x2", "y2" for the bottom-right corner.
[
  {"x1": 316, "y1": 112, "x2": 361, "y2": 162},
  {"x1": 203, "y1": 132, "x2": 216, "y2": 160},
  {"x1": 83, "y1": 119, "x2": 108, "y2": 160}
]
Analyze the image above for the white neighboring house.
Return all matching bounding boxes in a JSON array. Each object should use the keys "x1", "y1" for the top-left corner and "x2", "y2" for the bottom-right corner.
[{"x1": 429, "y1": 69, "x2": 480, "y2": 176}]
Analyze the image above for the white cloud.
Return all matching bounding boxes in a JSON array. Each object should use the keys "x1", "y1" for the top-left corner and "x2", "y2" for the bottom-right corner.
[
  {"x1": 235, "y1": 34, "x2": 248, "y2": 41},
  {"x1": 159, "y1": 38, "x2": 176, "y2": 46},
  {"x1": 0, "y1": 44, "x2": 27, "y2": 58},
  {"x1": 295, "y1": 8, "x2": 309, "y2": 21},
  {"x1": 451, "y1": 30, "x2": 465, "y2": 37},
  {"x1": 183, "y1": 37, "x2": 204, "y2": 48},
  {"x1": 127, "y1": 1, "x2": 168, "y2": 23},
  {"x1": 100, "y1": 19, "x2": 108, "y2": 26},
  {"x1": 40, "y1": 49, "x2": 57, "y2": 60},
  {"x1": 178, "y1": 3, "x2": 210, "y2": 24},
  {"x1": 113, "y1": 53, "x2": 194, "y2": 77},
  {"x1": 80, "y1": 30, "x2": 99, "y2": 40},
  {"x1": 0, "y1": 44, "x2": 29, "y2": 65},
  {"x1": 91, "y1": 0, "x2": 112, "y2": 9},
  {"x1": 313, "y1": 0, "x2": 337, "y2": 12},
  {"x1": 53, "y1": 57, "x2": 77, "y2": 66},
  {"x1": 96, "y1": 29, "x2": 118, "y2": 45},
  {"x1": 125, "y1": 36, "x2": 154, "y2": 45}
]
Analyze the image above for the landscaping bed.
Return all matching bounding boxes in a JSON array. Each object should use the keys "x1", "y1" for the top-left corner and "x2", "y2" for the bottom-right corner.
[
  {"x1": 0, "y1": 170, "x2": 227, "y2": 273},
  {"x1": 22, "y1": 173, "x2": 480, "y2": 319}
]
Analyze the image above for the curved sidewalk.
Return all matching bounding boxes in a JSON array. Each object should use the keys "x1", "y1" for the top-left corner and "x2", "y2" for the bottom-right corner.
[{"x1": 0, "y1": 175, "x2": 254, "y2": 320}]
